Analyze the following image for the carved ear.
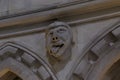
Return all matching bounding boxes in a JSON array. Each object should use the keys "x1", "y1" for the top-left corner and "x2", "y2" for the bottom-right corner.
[{"x1": 45, "y1": 29, "x2": 49, "y2": 38}]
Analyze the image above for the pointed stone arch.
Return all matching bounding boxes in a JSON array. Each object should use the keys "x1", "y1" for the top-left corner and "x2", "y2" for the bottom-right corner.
[
  {"x1": 72, "y1": 21, "x2": 120, "y2": 80},
  {"x1": 86, "y1": 42, "x2": 120, "y2": 80},
  {"x1": 0, "y1": 41, "x2": 58, "y2": 80}
]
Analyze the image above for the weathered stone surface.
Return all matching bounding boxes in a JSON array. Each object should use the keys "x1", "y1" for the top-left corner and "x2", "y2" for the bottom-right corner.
[
  {"x1": 8, "y1": 0, "x2": 27, "y2": 14},
  {"x1": 0, "y1": 0, "x2": 120, "y2": 80},
  {"x1": 0, "y1": 0, "x2": 91, "y2": 16}
]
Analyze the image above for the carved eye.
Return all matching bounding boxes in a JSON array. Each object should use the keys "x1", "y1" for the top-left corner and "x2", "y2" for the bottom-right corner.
[
  {"x1": 49, "y1": 32, "x2": 53, "y2": 35},
  {"x1": 57, "y1": 28, "x2": 66, "y2": 33}
]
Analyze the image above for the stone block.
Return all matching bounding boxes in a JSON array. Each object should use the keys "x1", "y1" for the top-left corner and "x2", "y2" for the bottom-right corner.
[
  {"x1": 0, "y1": 0, "x2": 8, "y2": 16},
  {"x1": 21, "y1": 53, "x2": 35, "y2": 66},
  {"x1": 37, "y1": 66, "x2": 50, "y2": 80},
  {"x1": 8, "y1": 0, "x2": 26, "y2": 14},
  {"x1": 0, "y1": 46, "x2": 18, "y2": 56}
]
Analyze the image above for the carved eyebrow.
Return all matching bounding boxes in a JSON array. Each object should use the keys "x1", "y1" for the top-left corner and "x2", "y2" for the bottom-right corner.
[
  {"x1": 49, "y1": 32, "x2": 53, "y2": 35},
  {"x1": 59, "y1": 28, "x2": 66, "y2": 31}
]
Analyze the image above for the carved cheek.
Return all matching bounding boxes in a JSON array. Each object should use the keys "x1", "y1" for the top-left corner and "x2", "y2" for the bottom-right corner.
[
  {"x1": 61, "y1": 31, "x2": 70, "y2": 42},
  {"x1": 47, "y1": 32, "x2": 54, "y2": 43},
  {"x1": 46, "y1": 36, "x2": 52, "y2": 49}
]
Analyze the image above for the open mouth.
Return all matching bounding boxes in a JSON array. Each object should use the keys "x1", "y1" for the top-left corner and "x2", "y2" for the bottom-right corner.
[
  {"x1": 51, "y1": 43, "x2": 64, "y2": 54},
  {"x1": 53, "y1": 43, "x2": 64, "y2": 48}
]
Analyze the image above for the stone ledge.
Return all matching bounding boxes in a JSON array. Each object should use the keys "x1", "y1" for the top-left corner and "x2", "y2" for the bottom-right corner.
[{"x1": 0, "y1": 0, "x2": 119, "y2": 28}]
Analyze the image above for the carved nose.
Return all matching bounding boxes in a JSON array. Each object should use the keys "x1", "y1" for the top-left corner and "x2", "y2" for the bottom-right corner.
[{"x1": 52, "y1": 37, "x2": 58, "y2": 42}]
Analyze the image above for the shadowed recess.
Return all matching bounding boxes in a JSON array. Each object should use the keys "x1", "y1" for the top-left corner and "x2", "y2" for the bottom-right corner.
[{"x1": 0, "y1": 71, "x2": 22, "y2": 80}]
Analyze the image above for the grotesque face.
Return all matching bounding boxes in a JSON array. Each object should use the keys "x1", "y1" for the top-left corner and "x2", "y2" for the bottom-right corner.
[{"x1": 46, "y1": 24, "x2": 72, "y2": 59}]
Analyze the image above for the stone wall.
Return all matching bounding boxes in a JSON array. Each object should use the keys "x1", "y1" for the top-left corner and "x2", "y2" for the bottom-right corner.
[{"x1": 0, "y1": 0, "x2": 89, "y2": 16}]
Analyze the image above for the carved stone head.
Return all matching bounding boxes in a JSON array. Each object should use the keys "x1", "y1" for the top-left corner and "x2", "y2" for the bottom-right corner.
[{"x1": 46, "y1": 21, "x2": 72, "y2": 61}]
